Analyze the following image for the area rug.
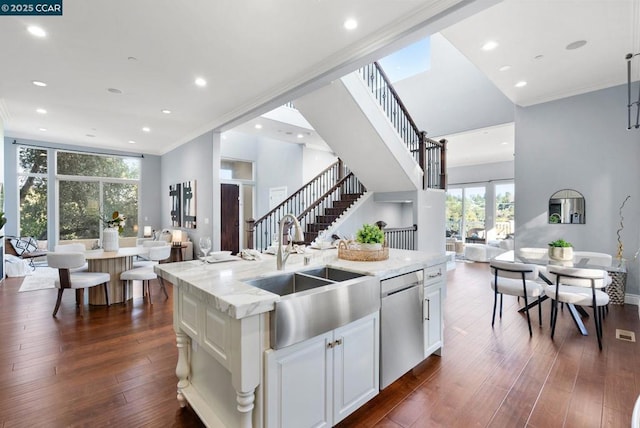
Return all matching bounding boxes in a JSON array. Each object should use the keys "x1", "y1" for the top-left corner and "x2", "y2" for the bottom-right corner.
[{"x1": 18, "y1": 267, "x2": 58, "y2": 292}]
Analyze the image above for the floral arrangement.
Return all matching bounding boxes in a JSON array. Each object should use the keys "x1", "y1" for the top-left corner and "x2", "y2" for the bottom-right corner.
[{"x1": 103, "y1": 211, "x2": 126, "y2": 234}]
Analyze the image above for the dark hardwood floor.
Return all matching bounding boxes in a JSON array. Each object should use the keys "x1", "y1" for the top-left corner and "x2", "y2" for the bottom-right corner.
[{"x1": 1, "y1": 261, "x2": 638, "y2": 427}]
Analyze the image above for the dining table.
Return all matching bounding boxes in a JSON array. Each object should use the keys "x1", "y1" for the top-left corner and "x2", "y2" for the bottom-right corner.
[
  {"x1": 84, "y1": 246, "x2": 148, "y2": 305},
  {"x1": 493, "y1": 250, "x2": 626, "y2": 336}
]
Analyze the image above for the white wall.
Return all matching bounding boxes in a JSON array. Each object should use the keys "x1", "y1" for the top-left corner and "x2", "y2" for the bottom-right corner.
[
  {"x1": 302, "y1": 147, "x2": 336, "y2": 182},
  {"x1": 515, "y1": 84, "x2": 640, "y2": 296},
  {"x1": 161, "y1": 131, "x2": 216, "y2": 251},
  {"x1": 395, "y1": 33, "x2": 515, "y2": 137},
  {"x1": 221, "y1": 131, "x2": 303, "y2": 218},
  {"x1": 447, "y1": 160, "x2": 513, "y2": 185}
]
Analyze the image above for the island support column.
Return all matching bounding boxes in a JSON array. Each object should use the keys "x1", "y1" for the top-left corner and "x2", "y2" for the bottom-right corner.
[{"x1": 230, "y1": 315, "x2": 261, "y2": 428}]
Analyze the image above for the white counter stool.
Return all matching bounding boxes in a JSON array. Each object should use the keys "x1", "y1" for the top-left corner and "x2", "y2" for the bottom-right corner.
[
  {"x1": 546, "y1": 265, "x2": 609, "y2": 350},
  {"x1": 47, "y1": 252, "x2": 111, "y2": 317},
  {"x1": 120, "y1": 245, "x2": 171, "y2": 302},
  {"x1": 489, "y1": 260, "x2": 544, "y2": 337}
]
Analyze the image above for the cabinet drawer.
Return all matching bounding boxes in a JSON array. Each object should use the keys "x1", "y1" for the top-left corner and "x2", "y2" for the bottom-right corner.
[{"x1": 424, "y1": 263, "x2": 445, "y2": 286}]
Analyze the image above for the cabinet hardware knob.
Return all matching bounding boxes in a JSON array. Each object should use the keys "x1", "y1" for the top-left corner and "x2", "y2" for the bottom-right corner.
[
  {"x1": 334, "y1": 338, "x2": 343, "y2": 346},
  {"x1": 327, "y1": 342, "x2": 334, "y2": 349}
]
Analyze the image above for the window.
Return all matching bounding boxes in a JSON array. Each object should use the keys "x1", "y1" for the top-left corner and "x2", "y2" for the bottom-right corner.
[
  {"x1": 17, "y1": 147, "x2": 48, "y2": 239},
  {"x1": 446, "y1": 186, "x2": 486, "y2": 242},
  {"x1": 464, "y1": 186, "x2": 486, "y2": 240},
  {"x1": 495, "y1": 183, "x2": 514, "y2": 238},
  {"x1": 57, "y1": 151, "x2": 140, "y2": 240},
  {"x1": 445, "y1": 188, "x2": 462, "y2": 238},
  {"x1": 17, "y1": 146, "x2": 141, "y2": 242}
]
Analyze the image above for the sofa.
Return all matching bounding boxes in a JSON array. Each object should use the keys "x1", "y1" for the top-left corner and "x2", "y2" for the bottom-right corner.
[{"x1": 464, "y1": 238, "x2": 514, "y2": 262}]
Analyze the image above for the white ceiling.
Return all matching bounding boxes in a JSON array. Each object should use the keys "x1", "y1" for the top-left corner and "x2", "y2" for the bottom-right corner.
[
  {"x1": 1, "y1": 0, "x2": 638, "y2": 162},
  {"x1": 443, "y1": 122, "x2": 514, "y2": 168},
  {"x1": 441, "y1": 0, "x2": 640, "y2": 107},
  {"x1": 0, "y1": 0, "x2": 481, "y2": 156},
  {"x1": 437, "y1": 0, "x2": 640, "y2": 168}
]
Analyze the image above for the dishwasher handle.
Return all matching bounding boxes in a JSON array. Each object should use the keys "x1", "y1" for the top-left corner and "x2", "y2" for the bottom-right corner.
[{"x1": 382, "y1": 282, "x2": 421, "y2": 298}]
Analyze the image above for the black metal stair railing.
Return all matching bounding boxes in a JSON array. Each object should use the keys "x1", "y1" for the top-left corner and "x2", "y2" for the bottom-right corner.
[
  {"x1": 383, "y1": 224, "x2": 418, "y2": 250},
  {"x1": 246, "y1": 160, "x2": 365, "y2": 251},
  {"x1": 358, "y1": 62, "x2": 447, "y2": 189}
]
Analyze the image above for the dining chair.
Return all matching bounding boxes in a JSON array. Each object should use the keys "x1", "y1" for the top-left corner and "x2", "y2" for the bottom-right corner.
[
  {"x1": 47, "y1": 252, "x2": 111, "y2": 317},
  {"x1": 134, "y1": 241, "x2": 170, "y2": 267},
  {"x1": 54, "y1": 243, "x2": 88, "y2": 272},
  {"x1": 120, "y1": 245, "x2": 171, "y2": 302},
  {"x1": 572, "y1": 251, "x2": 612, "y2": 267},
  {"x1": 489, "y1": 260, "x2": 544, "y2": 337},
  {"x1": 545, "y1": 265, "x2": 609, "y2": 350}
]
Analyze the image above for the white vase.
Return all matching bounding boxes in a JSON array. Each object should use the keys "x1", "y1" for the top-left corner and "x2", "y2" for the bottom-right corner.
[
  {"x1": 548, "y1": 246, "x2": 573, "y2": 261},
  {"x1": 103, "y1": 228, "x2": 119, "y2": 252}
]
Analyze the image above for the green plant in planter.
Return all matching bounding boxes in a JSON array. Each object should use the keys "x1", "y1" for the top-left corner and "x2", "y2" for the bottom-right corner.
[
  {"x1": 548, "y1": 238, "x2": 572, "y2": 248},
  {"x1": 356, "y1": 224, "x2": 384, "y2": 244},
  {"x1": 0, "y1": 211, "x2": 6, "y2": 230}
]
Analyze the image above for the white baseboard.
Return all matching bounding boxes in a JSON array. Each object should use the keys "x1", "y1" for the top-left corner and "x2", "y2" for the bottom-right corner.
[{"x1": 625, "y1": 293, "x2": 640, "y2": 306}]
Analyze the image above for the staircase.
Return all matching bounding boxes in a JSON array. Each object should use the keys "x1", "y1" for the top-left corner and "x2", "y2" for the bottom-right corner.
[
  {"x1": 303, "y1": 192, "x2": 363, "y2": 243},
  {"x1": 246, "y1": 160, "x2": 366, "y2": 251},
  {"x1": 294, "y1": 61, "x2": 446, "y2": 192}
]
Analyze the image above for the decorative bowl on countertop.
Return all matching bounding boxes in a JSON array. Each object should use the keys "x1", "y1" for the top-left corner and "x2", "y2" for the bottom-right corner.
[{"x1": 209, "y1": 250, "x2": 233, "y2": 260}]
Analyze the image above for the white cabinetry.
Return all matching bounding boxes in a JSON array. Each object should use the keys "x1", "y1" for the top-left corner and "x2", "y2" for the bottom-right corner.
[
  {"x1": 265, "y1": 312, "x2": 379, "y2": 428},
  {"x1": 423, "y1": 263, "x2": 445, "y2": 357}
]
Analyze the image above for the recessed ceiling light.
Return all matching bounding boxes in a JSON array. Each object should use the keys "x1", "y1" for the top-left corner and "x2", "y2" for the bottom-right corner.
[
  {"x1": 107, "y1": 88, "x2": 123, "y2": 94},
  {"x1": 36, "y1": 108, "x2": 47, "y2": 114},
  {"x1": 481, "y1": 41, "x2": 499, "y2": 51},
  {"x1": 128, "y1": 140, "x2": 136, "y2": 144},
  {"x1": 39, "y1": 127, "x2": 47, "y2": 131},
  {"x1": 86, "y1": 134, "x2": 96, "y2": 138},
  {"x1": 499, "y1": 65, "x2": 511, "y2": 72},
  {"x1": 27, "y1": 25, "x2": 46, "y2": 38},
  {"x1": 127, "y1": 56, "x2": 137, "y2": 61},
  {"x1": 161, "y1": 109, "x2": 171, "y2": 114},
  {"x1": 515, "y1": 81, "x2": 527, "y2": 88},
  {"x1": 344, "y1": 18, "x2": 358, "y2": 30},
  {"x1": 297, "y1": 134, "x2": 304, "y2": 139},
  {"x1": 32, "y1": 80, "x2": 47, "y2": 87},
  {"x1": 566, "y1": 40, "x2": 587, "y2": 50},
  {"x1": 142, "y1": 126, "x2": 150, "y2": 133},
  {"x1": 255, "y1": 124, "x2": 262, "y2": 129},
  {"x1": 534, "y1": 54, "x2": 544, "y2": 60},
  {"x1": 195, "y1": 77, "x2": 207, "y2": 87},
  {"x1": 501, "y1": 141, "x2": 509, "y2": 145}
]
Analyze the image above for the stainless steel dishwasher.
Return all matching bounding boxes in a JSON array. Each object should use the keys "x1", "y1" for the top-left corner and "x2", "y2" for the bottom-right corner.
[{"x1": 380, "y1": 269, "x2": 424, "y2": 389}]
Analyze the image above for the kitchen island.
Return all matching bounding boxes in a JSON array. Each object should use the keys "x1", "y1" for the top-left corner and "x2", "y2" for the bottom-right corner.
[{"x1": 155, "y1": 248, "x2": 446, "y2": 428}]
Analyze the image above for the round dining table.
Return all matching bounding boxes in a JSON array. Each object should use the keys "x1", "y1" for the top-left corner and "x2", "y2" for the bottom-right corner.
[{"x1": 84, "y1": 246, "x2": 147, "y2": 305}]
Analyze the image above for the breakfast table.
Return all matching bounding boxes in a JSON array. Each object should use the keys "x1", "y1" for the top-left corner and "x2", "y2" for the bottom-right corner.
[
  {"x1": 84, "y1": 246, "x2": 147, "y2": 305},
  {"x1": 493, "y1": 250, "x2": 626, "y2": 336}
]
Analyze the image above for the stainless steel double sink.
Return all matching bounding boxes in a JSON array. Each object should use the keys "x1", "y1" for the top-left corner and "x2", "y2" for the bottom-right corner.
[{"x1": 245, "y1": 266, "x2": 380, "y2": 349}]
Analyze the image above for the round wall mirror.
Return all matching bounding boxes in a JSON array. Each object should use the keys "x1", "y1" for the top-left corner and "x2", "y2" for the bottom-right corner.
[{"x1": 548, "y1": 189, "x2": 585, "y2": 224}]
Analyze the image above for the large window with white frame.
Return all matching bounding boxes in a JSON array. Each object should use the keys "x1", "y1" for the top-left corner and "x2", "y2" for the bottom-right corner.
[
  {"x1": 17, "y1": 147, "x2": 48, "y2": 239},
  {"x1": 17, "y1": 146, "x2": 141, "y2": 241},
  {"x1": 446, "y1": 181, "x2": 514, "y2": 242},
  {"x1": 495, "y1": 182, "x2": 515, "y2": 238}
]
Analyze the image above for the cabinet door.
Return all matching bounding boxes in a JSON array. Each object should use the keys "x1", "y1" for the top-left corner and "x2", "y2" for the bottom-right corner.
[
  {"x1": 265, "y1": 332, "x2": 333, "y2": 428},
  {"x1": 424, "y1": 283, "x2": 443, "y2": 357},
  {"x1": 333, "y1": 312, "x2": 379, "y2": 424}
]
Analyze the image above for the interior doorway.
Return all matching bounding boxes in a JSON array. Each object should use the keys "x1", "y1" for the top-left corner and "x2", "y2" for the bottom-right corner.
[{"x1": 221, "y1": 183, "x2": 240, "y2": 254}]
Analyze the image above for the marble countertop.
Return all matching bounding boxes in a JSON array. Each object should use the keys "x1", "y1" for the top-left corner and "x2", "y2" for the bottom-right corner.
[{"x1": 155, "y1": 248, "x2": 447, "y2": 320}]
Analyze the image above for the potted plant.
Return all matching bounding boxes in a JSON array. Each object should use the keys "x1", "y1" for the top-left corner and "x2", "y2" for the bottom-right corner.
[
  {"x1": 548, "y1": 238, "x2": 573, "y2": 261},
  {"x1": 356, "y1": 223, "x2": 385, "y2": 251}
]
